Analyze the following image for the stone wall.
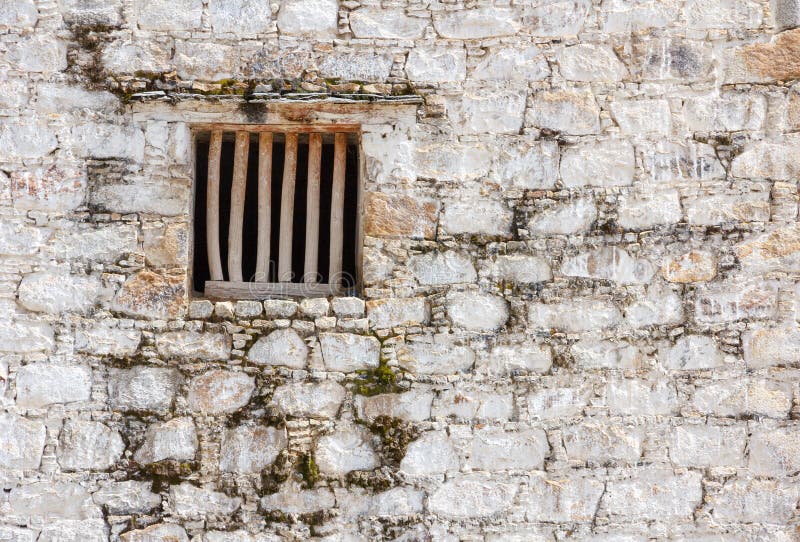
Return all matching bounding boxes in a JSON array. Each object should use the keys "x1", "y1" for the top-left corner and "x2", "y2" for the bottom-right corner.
[{"x1": 1, "y1": 0, "x2": 800, "y2": 540}]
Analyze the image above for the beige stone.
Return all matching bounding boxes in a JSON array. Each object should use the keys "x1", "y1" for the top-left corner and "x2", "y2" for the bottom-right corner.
[{"x1": 364, "y1": 193, "x2": 438, "y2": 239}]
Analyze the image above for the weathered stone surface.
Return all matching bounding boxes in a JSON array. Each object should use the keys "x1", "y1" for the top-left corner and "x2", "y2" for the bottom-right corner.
[
  {"x1": 398, "y1": 338, "x2": 475, "y2": 374},
  {"x1": 528, "y1": 89, "x2": 601, "y2": 135},
  {"x1": 349, "y1": 8, "x2": 426, "y2": 39},
  {"x1": 400, "y1": 431, "x2": 459, "y2": 475},
  {"x1": 135, "y1": 0, "x2": 202, "y2": 30},
  {"x1": 220, "y1": 425, "x2": 287, "y2": 473},
  {"x1": 743, "y1": 326, "x2": 800, "y2": 368},
  {"x1": 8, "y1": 482, "x2": 98, "y2": 520},
  {"x1": 667, "y1": 425, "x2": 746, "y2": 467},
  {"x1": 277, "y1": 0, "x2": 338, "y2": 37},
  {"x1": 170, "y1": 483, "x2": 241, "y2": 519},
  {"x1": 93, "y1": 481, "x2": 161, "y2": 515},
  {"x1": 319, "y1": 333, "x2": 380, "y2": 372},
  {"x1": 748, "y1": 426, "x2": 800, "y2": 477},
  {"x1": 59, "y1": 0, "x2": 121, "y2": 25},
  {"x1": 0, "y1": 413, "x2": 45, "y2": 469},
  {"x1": 528, "y1": 387, "x2": 589, "y2": 420},
  {"x1": 0, "y1": 0, "x2": 37, "y2": 27},
  {"x1": 315, "y1": 426, "x2": 378, "y2": 475},
  {"x1": 605, "y1": 378, "x2": 679, "y2": 416},
  {"x1": 58, "y1": 420, "x2": 124, "y2": 471},
  {"x1": 318, "y1": 52, "x2": 393, "y2": 82},
  {"x1": 525, "y1": 0, "x2": 591, "y2": 37},
  {"x1": 367, "y1": 297, "x2": 428, "y2": 328},
  {"x1": 0, "y1": 122, "x2": 57, "y2": 160},
  {"x1": 442, "y1": 196, "x2": 513, "y2": 237},
  {"x1": 0, "y1": 221, "x2": 48, "y2": 256},
  {"x1": 732, "y1": 140, "x2": 800, "y2": 181},
  {"x1": 470, "y1": 428, "x2": 548, "y2": 470},
  {"x1": 692, "y1": 378, "x2": 792, "y2": 418},
  {"x1": 408, "y1": 251, "x2": 476, "y2": 285},
  {"x1": 428, "y1": 475, "x2": 518, "y2": 519},
  {"x1": 603, "y1": 470, "x2": 702, "y2": 520},
  {"x1": 354, "y1": 389, "x2": 434, "y2": 422},
  {"x1": 416, "y1": 140, "x2": 492, "y2": 182},
  {"x1": 472, "y1": 46, "x2": 549, "y2": 82},
  {"x1": 560, "y1": 247, "x2": 654, "y2": 284},
  {"x1": 112, "y1": 271, "x2": 185, "y2": 319},
  {"x1": 523, "y1": 474, "x2": 605, "y2": 522},
  {"x1": 121, "y1": 524, "x2": 189, "y2": 542},
  {"x1": 558, "y1": 44, "x2": 627, "y2": 82},
  {"x1": 624, "y1": 283, "x2": 684, "y2": 328},
  {"x1": 433, "y1": 7, "x2": 518, "y2": 39},
  {"x1": 528, "y1": 198, "x2": 597, "y2": 235},
  {"x1": 660, "y1": 335, "x2": 725, "y2": 370},
  {"x1": 433, "y1": 388, "x2": 513, "y2": 420},
  {"x1": 155, "y1": 331, "x2": 230, "y2": 361},
  {"x1": 560, "y1": 140, "x2": 634, "y2": 187},
  {"x1": 208, "y1": 0, "x2": 272, "y2": 34},
  {"x1": 0, "y1": 525, "x2": 36, "y2": 542},
  {"x1": 490, "y1": 138, "x2": 558, "y2": 189},
  {"x1": 108, "y1": 366, "x2": 179, "y2": 414},
  {"x1": 10, "y1": 165, "x2": 86, "y2": 212},
  {"x1": 661, "y1": 250, "x2": 717, "y2": 283},
  {"x1": 71, "y1": 124, "x2": 145, "y2": 162},
  {"x1": 406, "y1": 46, "x2": 467, "y2": 82},
  {"x1": 101, "y1": 38, "x2": 172, "y2": 74},
  {"x1": 686, "y1": 0, "x2": 762, "y2": 29},
  {"x1": 571, "y1": 338, "x2": 642, "y2": 370},
  {"x1": 693, "y1": 279, "x2": 778, "y2": 324},
  {"x1": 7, "y1": 35, "x2": 66, "y2": 72},
  {"x1": 529, "y1": 299, "x2": 622, "y2": 333},
  {"x1": 174, "y1": 41, "x2": 237, "y2": 81},
  {"x1": 710, "y1": 478, "x2": 800, "y2": 523},
  {"x1": 0, "y1": 320, "x2": 54, "y2": 353},
  {"x1": 272, "y1": 380, "x2": 345, "y2": 419},
  {"x1": 248, "y1": 328, "x2": 308, "y2": 368},
  {"x1": 483, "y1": 255, "x2": 552, "y2": 284},
  {"x1": 364, "y1": 192, "x2": 438, "y2": 239},
  {"x1": 735, "y1": 225, "x2": 800, "y2": 273},
  {"x1": 482, "y1": 343, "x2": 552, "y2": 375},
  {"x1": 723, "y1": 28, "x2": 800, "y2": 83},
  {"x1": 684, "y1": 93, "x2": 766, "y2": 132},
  {"x1": 187, "y1": 370, "x2": 254, "y2": 414},
  {"x1": 261, "y1": 482, "x2": 335, "y2": 514},
  {"x1": 640, "y1": 140, "x2": 725, "y2": 182},
  {"x1": 447, "y1": 291, "x2": 508, "y2": 332},
  {"x1": 611, "y1": 99, "x2": 672, "y2": 135},
  {"x1": 37, "y1": 520, "x2": 108, "y2": 542},
  {"x1": 16, "y1": 363, "x2": 92, "y2": 408},
  {"x1": 143, "y1": 222, "x2": 188, "y2": 268},
  {"x1": 18, "y1": 269, "x2": 101, "y2": 314},
  {"x1": 632, "y1": 37, "x2": 713, "y2": 81},
  {"x1": 90, "y1": 180, "x2": 189, "y2": 216},
  {"x1": 617, "y1": 190, "x2": 682, "y2": 230},
  {"x1": 448, "y1": 90, "x2": 526, "y2": 135},
  {"x1": 563, "y1": 422, "x2": 643, "y2": 464},
  {"x1": 685, "y1": 192, "x2": 771, "y2": 226},
  {"x1": 134, "y1": 417, "x2": 197, "y2": 464},
  {"x1": 49, "y1": 224, "x2": 138, "y2": 263}
]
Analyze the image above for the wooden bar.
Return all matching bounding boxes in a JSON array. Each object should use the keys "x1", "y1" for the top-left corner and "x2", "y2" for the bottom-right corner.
[
  {"x1": 227, "y1": 131, "x2": 249, "y2": 282},
  {"x1": 329, "y1": 132, "x2": 347, "y2": 285},
  {"x1": 256, "y1": 132, "x2": 273, "y2": 282},
  {"x1": 205, "y1": 281, "x2": 343, "y2": 300},
  {"x1": 206, "y1": 129, "x2": 224, "y2": 281},
  {"x1": 193, "y1": 123, "x2": 361, "y2": 134},
  {"x1": 304, "y1": 133, "x2": 322, "y2": 283},
  {"x1": 278, "y1": 132, "x2": 298, "y2": 282}
]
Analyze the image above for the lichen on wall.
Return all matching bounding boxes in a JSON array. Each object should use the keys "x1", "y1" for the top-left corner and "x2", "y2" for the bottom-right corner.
[{"x1": 1, "y1": 0, "x2": 800, "y2": 540}]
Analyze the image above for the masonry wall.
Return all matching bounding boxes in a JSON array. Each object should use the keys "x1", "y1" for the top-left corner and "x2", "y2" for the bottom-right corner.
[{"x1": 1, "y1": 0, "x2": 800, "y2": 540}]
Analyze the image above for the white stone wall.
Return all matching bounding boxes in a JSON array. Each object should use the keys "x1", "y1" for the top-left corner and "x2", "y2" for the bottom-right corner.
[{"x1": 1, "y1": 0, "x2": 800, "y2": 540}]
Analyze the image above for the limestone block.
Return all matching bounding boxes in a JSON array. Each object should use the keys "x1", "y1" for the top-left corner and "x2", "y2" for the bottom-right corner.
[
  {"x1": 562, "y1": 422, "x2": 643, "y2": 463},
  {"x1": 0, "y1": 413, "x2": 45, "y2": 469},
  {"x1": 135, "y1": 0, "x2": 202, "y2": 30},
  {"x1": 660, "y1": 335, "x2": 725, "y2": 370},
  {"x1": 446, "y1": 291, "x2": 508, "y2": 332},
  {"x1": 618, "y1": 190, "x2": 682, "y2": 230},
  {"x1": 364, "y1": 192, "x2": 438, "y2": 239},
  {"x1": 748, "y1": 426, "x2": 800, "y2": 476},
  {"x1": 0, "y1": 0, "x2": 37, "y2": 27},
  {"x1": 143, "y1": 222, "x2": 188, "y2": 268},
  {"x1": 349, "y1": 8, "x2": 427, "y2": 39},
  {"x1": 261, "y1": 482, "x2": 335, "y2": 514},
  {"x1": 428, "y1": 474, "x2": 518, "y2": 519},
  {"x1": 683, "y1": 93, "x2": 766, "y2": 132},
  {"x1": 220, "y1": 425, "x2": 287, "y2": 473},
  {"x1": 318, "y1": 52, "x2": 393, "y2": 82},
  {"x1": 18, "y1": 270, "x2": 101, "y2": 314},
  {"x1": 209, "y1": 0, "x2": 272, "y2": 34},
  {"x1": 57, "y1": 420, "x2": 124, "y2": 471},
  {"x1": 603, "y1": 470, "x2": 702, "y2": 520},
  {"x1": 277, "y1": 0, "x2": 338, "y2": 37},
  {"x1": 367, "y1": 297, "x2": 428, "y2": 328},
  {"x1": 408, "y1": 251, "x2": 476, "y2": 286},
  {"x1": 560, "y1": 139, "x2": 634, "y2": 187},
  {"x1": 248, "y1": 328, "x2": 308, "y2": 368},
  {"x1": 354, "y1": 388, "x2": 434, "y2": 422},
  {"x1": 441, "y1": 196, "x2": 513, "y2": 236},
  {"x1": 692, "y1": 378, "x2": 792, "y2": 418},
  {"x1": 661, "y1": 250, "x2": 717, "y2": 283},
  {"x1": 187, "y1": 370, "x2": 254, "y2": 414},
  {"x1": 693, "y1": 279, "x2": 778, "y2": 324},
  {"x1": 7, "y1": 35, "x2": 66, "y2": 72},
  {"x1": 134, "y1": 417, "x2": 197, "y2": 464},
  {"x1": 529, "y1": 299, "x2": 622, "y2": 333},
  {"x1": 731, "y1": 141, "x2": 800, "y2": 180},
  {"x1": 639, "y1": 141, "x2": 725, "y2": 182},
  {"x1": 174, "y1": 41, "x2": 238, "y2": 81},
  {"x1": 169, "y1": 483, "x2": 241, "y2": 519},
  {"x1": 315, "y1": 425, "x2": 378, "y2": 475},
  {"x1": 299, "y1": 297, "x2": 329, "y2": 317},
  {"x1": 406, "y1": 46, "x2": 466, "y2": 82},
  {"x1": 433, "y1": 7, "x2": 518, "y2": 38},
  {"x1": 0, "y1": 78, "x2": 29, "y2": 109},
  {"x1": 112, "y1": 271, "x2": 185, "y2": 319},
  {"x1": 0, "y1": 526, "x2": 36, "y2": 542},
  {"x1": 686, "y1": 0, "x2": 761, "y2": 29},
  {"x1": 527, "y1": 387, "x2": 589, "y2": 420},
  {"x1": 743, "y1": 325, "x2": 800, "y2": 368},
  {"x1": 398, "y1": 338, "x2": 475, "y2": 374},
  {"x1": 773, "y1": 0, "x2": 800, "y2": 31},
  {"x1": 70, "y1": 124, "x2": 145, "y2": 161},
  {"x1": 121, "y1": 524, "x2": 189, "y2": 542},
  {"x1": 272, "y1": 380, "x2": 345, "y2": 418},
  {"x1": 416, "y1": 141, "x2": 492, "y2": 182},
  {"x1": 472, "y1": 46, "x2": 549, "y2": 82},
  {"x1": 631, "y1": 38, "x2": 713, "y2": 81},
  {"x1": 8, "y1": 482, "x2": 98, "y2": 520},
  {"x1": 362, "y1": 128, "x2": 415, "y2": 184},
  {"x1": 528, "y1": 89, "x2": 601, "y2": 135},
  {"x1": 709, "y1": 478, "x2": 800, "y2": 523},
  {"x1": 10, "y1": 164, "x2": 85, "y2": 212},
  {"x1": 0, "y1": 221, "x2": 48, "y2": 256},
  {"x1": 433, "y1": 388, "x2": 513, "y2": 420},
  {"x1": 667, "y1": 425, "x2": 746, "y2": 467},
  {"x1": 399, "y1": 431, "x2": 459, "y2": 475},
  {"x1": 523, "y1": 474, "x2": 605, "y2": 522},
  {"x1": 571, "y1": 338, "x2": 642, "y2": 370},
  {"x1": 483, "y1": 254, "x2": 552, "y2": 284},
  {"x1": 560, "y1": 247, "x2": 654, "y2": 284},
  {"x1": 370, "y1": 486, "x2": 424, "y2": 516},
  {"x1": 604, "y1": 378, "x2": 678, "y2": 416},
  {"x1": 525, "y1": 0, "x2": 591, "y2": 37},
  {"x1": 16, "y1": 363, "x2": 92, "y2": 408},
  {"x1": 0, "y1": 321, "x2": 54, "y2": 353},
  {"x1": 722, "y1": 28, "x2": 800, "y2": 84},
  {"x1": 155, "y1": 331, "x2": 231, "y2": 361},
  {"x1": 736, "y1": 225, "x2": 800, "y2": 273},
  {"x1": 624, "y1": 283, "x2": 684, "y2": 328},
  {"x1": 557, "y1": 44, "x2": 627, "y2": 82},
  {"x1": 601, "y1": 0, "x2": 679, "y2": 33},
  {"x1": 490, "y1": 138, "x2": 558, "y2": 190},
  {"x1": 482, "y1": 343, "x2": 552, "y2": 375},
  {"x1": 108, "y1": 366, "x2": 179, "y2": 414},
  {"x1": 447, "y1": 90, "x2": 526, "y2": 135},
  {"x1": 0, "y1": 122, "x2": 57, "y2": 160},
  {"x1": 528, "y1": 198, "x2": 597, "y2": 235},
  {"x1": 93, "y1": 480, "x2": 162, "y2": 515},
  {"x1": 610, "y1": 99, "x2": 672, "y2": 135},
  {"x1": 101, "y1": 39, "x2": 173, "y2": 74},
  {"x1": 37, "y1": 520, "x2": 108, "y2": 542},
  {"x1": 48, "y1": 224, "x2": 139, "y2": 263},
  {"x1": 469, "y1": 427, "x2": 548, "y2": 470},
  {"x1": 319, "y1": 333, "x2": 380, "y2": 372},
  {"x1": 36, "y1": 84, "x2": 117, "y2": 114},
  {"x1": 60, "y1": 0, "x2": 122, "y2": 25},
  {"x1": 263, "y1": 299, "x2": 298, "y2": 318}
]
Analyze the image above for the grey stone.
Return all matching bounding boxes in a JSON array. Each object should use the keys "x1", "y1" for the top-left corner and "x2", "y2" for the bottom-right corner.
[
  {"x1": 408, "y1": 251, "x2": 476, "y2": 285},
  {"x1": 446, "y1": 291, "x2": 508, "y2": 332},
  {"x1": 57, "y1": 420, "x2": 124, "y2": 471},
  {"x1": 208, "y1": 0, "x2": 272, "y2": 34},
  {"x1": 0, "y1": 413, "x2": 45, "y2": 469},
  {"x1": 349, "y1": 8, "x2": 427, "y2": 39},
  {"x1": 248, "y1": 328, "x2": 308, "y2": 368},
  {"x1": 428, "y1": 474, "x2": 518, "y2": 519},
  {"x1": 524, "y1": 474, "x2": 605, "y2": 522},
  {"x1": 169, "y1": 483, "x2": 241, "y2": 519},
  {"x1": 219, "y1": 425, "x2": 287, "y2": 473},
  {"x1": 272, "y1": 380, "x2": 345, "y2": 418},
  {"x1": 603, "y1": 470, "x2": 703, "y2": 520},
  {"x1": 135, "y1": 0, "x2": 202, "y2": 30},
  {"x1": 155, "y1": 331, "x2": 231, "y2": 361},
  {"x1": 134, "y1": 417, "x2": 197, "y2": 464},
  {"x1": 16, "y1": 363, "x2": 92, "y2": 408},
  {"x1": 121, "y1": 524, "x2": 189, "y2": 542},
  {"x1": 315, "y1": 425, "x2": 378, "y2": 475},
  {"x1": 93, "y1": 480, "x2": 162, "y2": 515},
  {"x1": 277, "y1": 0, "x2": 338, "y2": 37},
  {"x1": 108, "y1": 366, "x2": 179, "y2": 414},
  {"x1": 75, "y1": 323, "x2": 141, "y2": 357},
  {"x1": 187, "y1": 370, "x2": 254, "y2": 414},
  {"x1": 398, "y1": 338, "x2": 475, "y2": 374},
  {"x1": 367, "y1": 297, "x2": 428, "y2": 328},
  {"x1": 319, "y1": 332, "x2": 380, "y2": 372},
  {"x1": 406, "y1": 46, "x2": 466, "y2": 82},
  {"x1": 8, "y1": 482, "x2": 99, "y2": 520}
]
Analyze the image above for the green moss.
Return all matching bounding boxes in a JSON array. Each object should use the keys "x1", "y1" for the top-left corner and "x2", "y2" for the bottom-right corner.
[
  {"x1": 261, "y1": 451, "x2": 292, "y2": 494},
  {"x1": 367, "y1": 415, "x2": 419, "y2": 467},
  {"x1": 346, "y1": 469, "x2": 393, "y2": 492},
  {"x1": 300, "y1": 453, "x2": 319, "y2": 488},
  {"x1": 353, "y1": 362, "x2": 399, "y2": 397}
]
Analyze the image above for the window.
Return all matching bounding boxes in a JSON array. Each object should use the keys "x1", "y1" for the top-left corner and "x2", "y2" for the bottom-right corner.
[{"x1": 192, "y1": 125, "x2": 361, "y2": 298}]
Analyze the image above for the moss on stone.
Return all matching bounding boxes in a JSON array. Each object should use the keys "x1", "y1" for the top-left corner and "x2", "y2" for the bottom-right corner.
[
  {"x1": 367, "y1": 415, "x2": 419, "y2": 467},
  {"x1": 299, "y1": 453, "x2": 319, "y2": 488},
  {"x1": 353, "y1": 362, "x2": 399, "y2": 397}
]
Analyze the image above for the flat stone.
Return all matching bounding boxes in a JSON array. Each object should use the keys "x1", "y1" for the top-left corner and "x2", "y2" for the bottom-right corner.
[
  {"x1": 315, "y1": 425, "x2": 378, "y2": 475},
  {"x1": 433, "y1": 388, "x2": 513, "y2": 420},
  {"x1": 16, "y1": 363, "x2": 92, "y2": 408},
  {"x1": 748, "y1": 426, "x2": 800, "y2": 477},
  {"x1": 174, "y1": 41, "x2": 237, "y2": 81},
  {"x1": 482, "y1": 343, "x2": 552, "y2": 375},
  {"x1": 471, "y1": 46, "x2": 549, "y2": 82},
  {"x1": 406, "y1": 46, "x2": 467, "y2": 82},
  {"x1": 101, "y1": 39, "x2": 173, "y2": 74},
  {"x1": 441, "y1": 196, "x2": 513, "y2": 236},
  {"x1": 408, "y1": 251, "x2": 476, "y2": 286},
  {"x1": 529, "y1": 298, "x2": 622, "y2": 333},
  {"x1": 187, "y1": 370, "x2": 254, "y2": 414},
  {"x1": 48, "y1": 224, "x2": 139, "y2": 264},
  {"x1": 693, "y1": 279, "x2": 778, "y2": 324},
  {"x1": 261, "y1": 482, "x2": 336, "y2": 514},
  {"x1": 354, "y1": 389, "x2": 434, "y2": 422},
  {"x1": 736, "y1": 225, "x2": 800, "y2": 273},
  {"x1": 723, "y1": 28, "x2": 800, "y2": 83},
  {"x1": 108, "y1": 366, "x2": 179, "y2": 414},
  {"x1": 528, "y1": 89, "x2": 600, "y2": 135},
  {"x1": 685, "y1": 0, "x2": 762, "y2": 29},
  {"x1": 617, "y1": 190, "x2": 682, "y2": 230},
  {"x1": 400, "y1": 431, "x2": 459, "y2": 475},
  {"x1": 70, "y1": 123, "x2": 145, "y2": 162},
  {"x1": 667, "y1": 425, "x2": 746, "y2": 468},
  {"x1": 11, "y1": 165, "x2": 86, "y2": 212},
  {"x1": 93, "y1": 480, "x2": 162, "y2": 515},
  {"x1": 469, "y1": 427, "x2": 548, "y2": 470},
  {"x1": 448, "y1": 90, "x2": 526, "y2": 135},
  {"x1": 319, "y1": 333, "x2": 380, "y2": 372},
  {"x1": 112, "y1": 271, "x2": 185, "y2": 320},
  {"x1": 57, "y1": 420, "x2": 124, "y2": 471},
  {"x1": 0, "y1": 413, "x2": 45, "y2": 469},
  {"x1": 743, "y1": 325, "x2": 800, "y2": 368},
  {"x1": 692, "y1": 378, "x2": 792, "y2": 418},
  {"x1": 0, "y1": 122, "x2": 57, "y2": 160},
  {"x1": 774, "y1": 0, "x2": 800, "y2": 31},
  {"x1": 684, "y1": 192, "x2": 770, "y2": 226},
  {"x1": 446, "y1": 291, "x2": 508, "y2": 332},
  {"x1": 318, "y1": 52, "x2": 393, "y2": 82},
  {"x1": 661, "y1": 250, "x2": 717, "y2": 283},
  {"x1": 528, "y1": 198, "x2": 597, "y2": 236},
  {"x1": 349, "y1": 7, "x2": 427, "y2": 39},
  {"x1": 524, "y1": 474, "x2": 605, "y2": 522},
  {"x1": 0, "y1": 320, "x2": 54, "y2": 353},
  {"x1": 134, "y1": 417, "x2": 197, "y2": 464},
  {"x1": 277, "y1": 0, "x2": 338, "y2": 37},
  {"x1": 7, "y1": 34, "x2": 66, "y2": 72},
  {"x1": 0, "y1": 0, "x2": 37, "y2": 27},
  {"x1": 632, "y1": 37, "x2": 713, "y2": 82},
  {"x1": 560, "y1": 247, "x2": 654, "y2": 284},
  {"x1": 208, "y1": 0, "x2": 272, "y2": 34},
  {"x1": 611, "y1": 99, "x2": 672, "y2": 135},
  {"x1": 135, "y1": 0, "x2": 202, "y2": 30},
  {"x1": 558, "y1": 44, "x2": 627, "y2": 81},
  {"x1": 0, "y1": 221, "x2": 49, "y2": 256},
  {"x1": 8, "y1": 482, "x2": 98, "y2": 520},
  {"x1": 416, "y1": 140, "x2": 492, "y2": 182},
  {"x1": 220, "y1": 425, "x2": 287, "y2": 473},
  {"x1": 332, "y1": 297, "x2": 365, "y2": 317},
  {"x1": 59, "y1": 0, "x2": 122, "y2": 25},
  {"x1": 640, "y1": 141, "x2": 725, "y2": 183},
  {"x1": 732, "y1": 140, "x2": 800, "y2": 181},
  {"x1": 121, "y1": 524, "x2": 189, "y2": 542},
  {"x1": 143, "y1": 222, "x2": 188, "y2": 268},
  {"x1": 398, "y1": 337, "x2": 475, "y2": 374},
  {"x1": 169, "y1": 483, "x2": 241, "y2": 519},
  {"x1": 37, "y1": 520, "x2": 108, "y2": 542},
  {"x1": 428, "y1": 474, "x2": 518, "y2": 519},
  {"x1": 560, "y1": 139, "x2": 634, "y2": 187},
  {"x1": 571, "y1": 338, "x2": 642, "y2": 370},
  {"x1": 433, "y1": 7, "x2": 518, "y2": 38},
  {"x1": 710, "y1": 477, "x2": 800, "y2": 524},
  {"x1": 364, "y1": 192, "x2": 438, "y2": 239},
  {"x1": 490, "y1": 138, "x2": 558, "y2": 189},
  {"x1": 562, "y1": 422, "x2": 643, "y2": 464},
  {"x1": 367, "y1": 297, "x2": 428, "y2": 329},
  {"x1": 660, "y1": 335, "x2": 725, "y2": 370},
  {"x1": 604, "y1": 378, "x2": 678, "y2": 416},
  {"x1": 272, "y1": 380, "x2": 345, "y2": 418},
  {"x1": 684, "y1": 93, "x2": 766, "y2": 132},
  {"x1": 18, "y1": 269, "x2": 101, "y2": 314},
  {"x1": 248, "y1": 328, "x2": 308, "y2": 368},
  {"x1": 155, "y1": 331, "x2": 231, "y2": 361},
  {"x1": 602, "y1": 470, "x2": 702, "y2": 521}
]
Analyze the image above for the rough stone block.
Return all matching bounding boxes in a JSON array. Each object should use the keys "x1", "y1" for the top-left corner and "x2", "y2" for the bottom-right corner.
[
  {"x1": 709, "y1": 477, "x2": 800, "y2": 523},
  {"x1": 134, "y1": 417, "x2": 197, "y2": 464},
  {"x1": 433, "y1": 7, "x2": 518, "y2": 38},
  {"x1": 0, "y1": 0, "x2": 37, "y2": 27},
  {"x1": 441, "y1": 196, "x2": 513, "y2": 237},
  {"x1": 208, "y1": 0, "x2": 272, "y2": 34},
  {"x1": 558, "y1": 44, "x2": 627, "y2": 82},
  {"x1": 528, "y1": 89, "x2": 601, "y2": 135},
  {"x1": 121, "y1": 524, "x2": 188, "y2": 542},
  {"x1": 523, "y1": 474, "x2": 605, "y2": 522},
  {"x1": 408, "y1": 251, "x2": 476, "y2": 286},
  {"x1": 8, "y1": 482, "x2": 98, "y2": 520},
  {"x1": 469, "y1": 427, "x2": 548, "y2": 470},
  {"x1": 447, "y1": 90, "x2": 526, "y2": 135},
  {"x1": 10, "y1": 165, "x2": 86, "y2": 212},
  {"x1": 604, "y1": 378, "x2": 679, "y2": 416},
  {"x1": 618, "y1": 190, "x2": 682, "y2": 230},
  {"x1": 624, "y1": 283, "x2": 684, "y2": 328},
  {"x1": 248, "y1": 328, "x2": 308, "y2": 368},
  {"x1": 563, "y1": 422, "x2": 643, "y2": 464},
  {"x1": 400, "y1": 430, "x2": 459, "y2": 475},
  {"x1": 428, "y1": 474, "x2": 518, "y2": 519},
  {"x1": 571, "y1": 338, "x2": 642, "y2": 370},
  {"x1": 406, "y1": 46, "x2": 467, "y2": 82},
  {"x1": 364, "y1": 192, "x2": 438, "y2": 239},
  {"x1": 528, "y1": 198, "x2": 597, "y2": 236},
  {"x1": 108, "y1": 366, "x2": 179, "y2": 414},
  {"x1": 0, "y1": 122, "x2": 57, "y2": 160},
  {"x1": 0, "y1": 413, "x2": 45, "y2": 469},
  {"x1": 174, "y1": 41, "x2": 237, "y2": 81},
  {"x1": 482, "y1": 343, "x2": 552, "y2": 375},
  {"x1": 433, "y1": 388, "x2": 513, "y2": 420},
  {"x1": 112, "y1": 271, "x2": 185, "y2": 320},
  {"x1": 529, "y1": 298, "x2": 622, "y2": 333},
  {"x1": 692, "y1": 378, "x2": 792, "y2": 418},
  {"x1": 315, "y1": 426, "x2": 378, "y2": 475},
  {"x1": 18, "y1": 270, "x2": 101, "y2": 314},
  {"x1": 683, "y1": 93, "x2": 766, "y2": 132},
  {"x1": 319, "y1": 333, "x2": 380, "y2": 372},
  {"x1": 187, "y1": 370, "x2": 254, "y2": 414},
  {"x1": 354, "y1": 388, "x2": 434, "y2": 422},
  {"x1": 7, "y1": 35, "x2": 66, "y2": 73},
  {"x1": 603, "y1": 470, "x2": 703, "y2": 520},
  {"x1": 57, "y1": 420, "x2": 124, "y2": 471},
  {"x1": 472, "y1": 46, "x2": 549, "y2": 82},
  {"x1": 722, "y1": 28, "x2": 800, "y2": 84},
  {"x1": 743, "y1": 325, "x2": 800, "y2": 368},
  {"x1": 490, "y1": 138, "x2": 558, "y2": 190},
  {"x1": 169, "y1": 483, "x2": 241, "y2": 519},
  {"x1": 366, "y1": 297, "x2": 428, "y2": 329},
  {"x1": 660, "y1": 334, "x2": 725, "y2": 370},
  {"x1": 661, "y1": 250, "x2": 717, "y2": 283},
  {"x1": 611, "y1": 99, "x2": 672, "y2": 135},
  {"x1": 560, "y1": 139, "x2": 634, "y2": 187},
  {"x1": 398, "y1": 338, "x2": 475, "y2": 374},
  {"x1": 92, "y1": 481, "x2": 161, "y2": 515},
  {"x1": 446, "y1": 291, "x2": 508, "y2": 332},
  {"x1": 135, "y1": 0, "x2": 202, "y2": 30},
  {"x1": 632, "y1": 37, "x2": 713, "y2": 81},
  {"x1": 560, "y1": 247, "x2": 654, "y2": 284},
  {"x1": 667, "y1": 425, "x2": 746, "y2": 467},
  {"x1": 155, "y1": 331, "x2": 231, "y2": 361},
  {"x1": 693, "y1": 279, "x2": 778, "y2": 324},
  {"x1": 748, "y1": 426, "x2": 800, "y2": 476},
  {"x1": 272, "y1": 380, "x2": 345, "y2": 419},
  {"x1": 526, "y1": 0, "x2": 591, "y2": 37},
  {"x1": 735, "y1": 225, "x2": 800, "y2": 273},
  {"x1": 220, "y1": 425, "x2": 287, "y2": 473},
  {"x1": 277, "y1": 0, "x2": 338, "y2": 37},
  {"x1": 0, "y1": 321, "x2": 54, "y2": 353},
  {"x1": 16, "y1": 363, "x2": 92, "y2": 408},
  {"x1": 349, "y1": 8, "x2": 427, "y2": 39}
]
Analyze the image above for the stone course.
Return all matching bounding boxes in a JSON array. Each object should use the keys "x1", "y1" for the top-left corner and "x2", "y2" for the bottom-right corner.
[{"x1": 0, "y1": 0, "x2": 799, "y2": 540}]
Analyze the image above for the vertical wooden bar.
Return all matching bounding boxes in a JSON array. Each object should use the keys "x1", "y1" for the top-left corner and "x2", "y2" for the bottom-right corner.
[
  {"x1": 206, "y1": 130, "x2": 224, "y2": 281},
  {"x1": 278, "y1": 132, "x2": 298, "y2": 282},
  {"x1": 304, "y1": 133, "x2": 322, "y2": 283},
  {"x1": 227, "y1": 131, "x2": 249, "y2": 282},
  {"x1": 329, "y1": 132, "x2": 347, "y2": 285},
  {"x1": 256, "y1": 132, "x2": 273, "y2": 282}
]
